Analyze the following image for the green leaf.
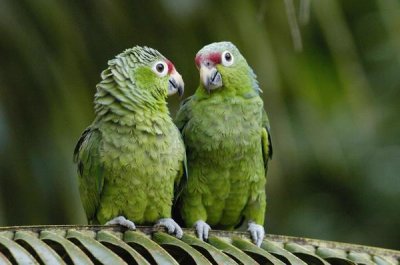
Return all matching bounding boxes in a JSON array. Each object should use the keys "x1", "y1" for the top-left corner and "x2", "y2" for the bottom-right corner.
[
  {"x1": 180, "y1": 233, "x2": 238, "y2": 265},
  {"x1": 316, "y1": 247, "x2": 356, "y2": 265},
  {"x1": 347, "y1": 251, "x2": 375, "y2": 265},
  {"x1": 261, "y1": 239, "x2": 308, "y2": 265},
  {"x1": 123, "y1": 230, "x2": 178, "y2": 265},
  {"x1": 152, "y1": 232, "x2": 212, "y2": 265},
  {"x1": 0, "y1": 233, "x2": 38, "y2": 265},
  {"x1": 232, "y1": 236, "x2": 286, "y2": 265},
  {"x1": 316, "y1": 247, "x2": 348, "y2": 259},
  {"x1": 208, "y1": 236, "x2": 259, "y2": 265},
  {"x1": 373, "y1": 255, "x2": 398, "y2": 265},
  {"x1": 66, "y1": 229, "x2": 127, "y2": 265},
  {"x1": 0, "y1": 251, "x2": 12, "y2": 265},
  {"x1": 14, "y1": 231, "x2": 66, "y2": 265},
  {"x1": 285, "y1": 242, "x2": 330, "y2": 265},
  {"x1": 0, "y1": 248, "x2": 12, "y2": 265},
  {"x1": 40, "y1": 230, "x2": 94, "y2": 265},
  {"x1": 96, "y1": 230, "x2": 150, "y2": 265}
]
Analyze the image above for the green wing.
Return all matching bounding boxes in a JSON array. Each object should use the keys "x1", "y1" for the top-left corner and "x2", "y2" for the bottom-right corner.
[
  {"x1": 174, "y1": 96, "x2": 193, "y2": 195},
  {"x1": 172, "y1": 97, "x2": 192, "y2": 223},
  {"x1": 73, "y1": 127, "x2": 104, "y2": 222},
  {"x1": 261, "y1": 109, "x2": 273, "y2": 170},
  {"x1": 173, "y1": 151, "x2": 187, "y2": 201},
  {"x1": 175, "y1": 96, "x2": 193, "y2": 133}
]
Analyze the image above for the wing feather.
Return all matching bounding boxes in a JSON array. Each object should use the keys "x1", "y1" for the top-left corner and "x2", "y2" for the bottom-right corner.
[
  {"x1": 73, "y1": 127, "x2": 104, "y2": 222},
  {"x1": 261, "y1": 109, "x2": 273, "y2": 171}
]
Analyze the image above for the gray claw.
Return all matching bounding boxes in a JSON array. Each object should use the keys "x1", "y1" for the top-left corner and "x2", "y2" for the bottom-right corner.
[
  {"x1": 155, "y1": 218, "x2": 183, "y2": 239},
  {"x1": 194, "y1": 220, "x2": 211, "y2": 241},
  {"x1": 105, "y1": 216, "x2": 136, "y2": 230},
  {"x1": 247, "y1": 221, "x2": 265, "y2": 247}
]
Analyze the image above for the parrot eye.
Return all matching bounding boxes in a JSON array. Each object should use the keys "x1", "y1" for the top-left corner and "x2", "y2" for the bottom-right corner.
[
  {"x1": 221, "y1": 51, "x2": 234, "y2": 67},
  {"x1": 152, "y1": 61, "x2": 168, "y2": 77}
]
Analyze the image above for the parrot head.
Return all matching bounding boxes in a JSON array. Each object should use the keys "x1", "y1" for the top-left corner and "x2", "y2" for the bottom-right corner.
[
  {"x1": 103, "y1": 46, "x2": 184, "y2": 100},
  {"x1": 126, "y1": 46, "x2": 184, "y2": 98},
  {"x1": 195, "y1": 41, "x2": 259, "y2": 94},
  {"x1": 95, "y1": 46, "x2": 184, "y2": 119}
]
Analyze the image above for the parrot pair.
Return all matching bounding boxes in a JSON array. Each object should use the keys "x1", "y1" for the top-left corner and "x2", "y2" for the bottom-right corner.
[{"x1": 74, "y1": 42, "x2": 272, "y2": 247}]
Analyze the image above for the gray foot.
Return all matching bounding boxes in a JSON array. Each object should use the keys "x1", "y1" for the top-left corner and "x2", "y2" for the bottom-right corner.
[
  {"x1": 194, "y1": 220, "x2": 211, "y2": 241},
  {"x1": 154, "y1": 218, "x2": 183, "y2": 239},
  {"x1": 105, "y1": 216, "x2": 136, "y2": 230},
  {"x1": 247, "y1": 221, "x2": 265, "y2": 247}
]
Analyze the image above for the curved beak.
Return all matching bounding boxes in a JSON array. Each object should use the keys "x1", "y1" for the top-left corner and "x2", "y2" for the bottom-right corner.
[
  {"x1": 168, "y1": 71, "x2": 184, "y2": 97},
  {"x1": 200, "y1": 64, "x2": 222, "y2": 93}
]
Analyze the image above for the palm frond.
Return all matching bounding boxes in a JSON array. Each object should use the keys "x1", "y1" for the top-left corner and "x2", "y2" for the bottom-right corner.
[{"x1": 0, "y1": 225, "x2": 398, "y2": 264}]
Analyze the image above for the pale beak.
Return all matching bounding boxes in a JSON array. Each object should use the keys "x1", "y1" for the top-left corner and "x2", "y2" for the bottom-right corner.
[
  {"x1": 168, "y1": 71, "x2": 184, "y2": 97},
  {"x1": 200, "y1": 64, "x2": 222, "y2": 93}
]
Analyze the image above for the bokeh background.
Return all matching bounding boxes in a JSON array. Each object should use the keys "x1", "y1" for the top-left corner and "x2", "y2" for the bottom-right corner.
[{"x1": 0, "y1": 0, "x2": 399, "y2": 249}]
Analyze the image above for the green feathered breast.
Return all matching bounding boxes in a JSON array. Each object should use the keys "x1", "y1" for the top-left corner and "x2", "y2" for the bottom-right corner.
[
  {"x1": 176, "y1": 42, "x2": 272, "y2": 230},
  {"x1": 74, "y1": 46, "x2": 185, "y2": 225}
]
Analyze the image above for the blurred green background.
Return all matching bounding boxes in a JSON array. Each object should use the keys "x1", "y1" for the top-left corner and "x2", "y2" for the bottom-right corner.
[{"x1": 0, "y1": 0, "x2": 399, "y2": 249}]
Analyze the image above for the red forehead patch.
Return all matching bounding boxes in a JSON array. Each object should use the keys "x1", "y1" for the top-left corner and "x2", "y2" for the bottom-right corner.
[
  {"x1": 195, "y1": 55, "x2": 202, "y2": 67},
  {"x1": 195, "y1": 52, "x2": 221, "y2": 67},
  {"x1": 166, "y1": 60, "x2": 175, "y2": 74},
  {"x1": 208, "y1": 52, "x2": 221, "y2": 65}
]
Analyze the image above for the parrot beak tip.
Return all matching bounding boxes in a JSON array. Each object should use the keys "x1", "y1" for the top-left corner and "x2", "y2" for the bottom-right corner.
[
  {"x1": 200, "y1": 65, "x2": 222, "y2": 92},
  {"x1": 178, "y1": 84, "x2": 184, "y2": 97},
  {"x1": 168, "y1": 73, "x2": 184, "y2": 97}
]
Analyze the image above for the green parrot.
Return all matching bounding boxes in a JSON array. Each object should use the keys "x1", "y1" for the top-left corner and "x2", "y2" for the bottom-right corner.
[
  {"x1": 176, "y1": 41, "x2": 272, "y2": 246},
  {"x1": 74, "y1": 46, "x2": 185, "y2": 238}
]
